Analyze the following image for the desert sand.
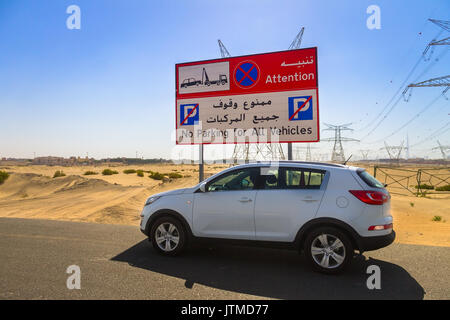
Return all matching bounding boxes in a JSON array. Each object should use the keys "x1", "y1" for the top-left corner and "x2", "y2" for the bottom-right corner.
[{"x1": 0, "y1": 163, "x2": 448, "y2": 247}]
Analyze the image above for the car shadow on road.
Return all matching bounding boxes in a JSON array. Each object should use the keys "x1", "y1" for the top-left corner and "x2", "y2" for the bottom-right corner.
[{"x1": 111, "y1": 240, "x2": 424, "y2": 299}]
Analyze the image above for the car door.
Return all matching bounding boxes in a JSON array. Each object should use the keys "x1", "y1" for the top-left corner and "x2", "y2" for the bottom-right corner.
[
  {"x1": 254, "y1": 167, "x2": 327, "y2": 242},
  {"x1": 193, "y1": 167, "x2": 260, "y2": 240}
]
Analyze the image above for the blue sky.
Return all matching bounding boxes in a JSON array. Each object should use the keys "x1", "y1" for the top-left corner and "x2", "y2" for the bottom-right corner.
[{"x1": 0, "y1": 0, "x2": 449, "y2": 160}]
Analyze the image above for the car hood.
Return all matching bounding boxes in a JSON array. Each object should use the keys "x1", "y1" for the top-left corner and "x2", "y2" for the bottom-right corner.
[{"x1": 150, "y1": 187, "x2": 195, "y2": 198}]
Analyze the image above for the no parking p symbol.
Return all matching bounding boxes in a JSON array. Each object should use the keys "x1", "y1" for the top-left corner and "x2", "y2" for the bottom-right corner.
[{"x1": 234, "y1": 61, "x2": 259, "y2": 88}]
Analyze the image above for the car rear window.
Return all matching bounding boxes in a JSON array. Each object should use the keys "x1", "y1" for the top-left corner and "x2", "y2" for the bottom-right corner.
[
  {"x1": 283, "y1": 168, "x2": 325, "y2": 189},
  {"x1": 357, "y1": 169, "x2": 384, "y2": 188},
  {"x1": 258, "y1": 167, "x2": 325, "y2": 190}
]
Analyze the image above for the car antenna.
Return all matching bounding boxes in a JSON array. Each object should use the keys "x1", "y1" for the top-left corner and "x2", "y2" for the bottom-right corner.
[{"x1": 343, "y1": 154, "x2": 352, "y2": 165}]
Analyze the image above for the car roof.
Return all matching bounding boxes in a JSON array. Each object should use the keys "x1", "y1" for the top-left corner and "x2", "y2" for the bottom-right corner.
[
  {"x1": 200, "y1": 161, "x2": 356, "y2": 185},
  {"x1": 232, "y1": 161, "x2": 348, "y2": 169}
]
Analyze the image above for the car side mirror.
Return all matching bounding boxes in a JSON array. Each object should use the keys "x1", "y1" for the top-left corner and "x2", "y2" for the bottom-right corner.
[{"x1": 199, "y1": 182, "x2": 207, "y2": 192}]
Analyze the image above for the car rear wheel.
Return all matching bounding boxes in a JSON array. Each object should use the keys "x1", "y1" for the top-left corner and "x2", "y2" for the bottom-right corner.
[
  {"x1": 304, "y1": 227, "x2": 353, "y2": 274},
  {"x1": 150, "y1": 216, "x2": 186, "y2": 256}
]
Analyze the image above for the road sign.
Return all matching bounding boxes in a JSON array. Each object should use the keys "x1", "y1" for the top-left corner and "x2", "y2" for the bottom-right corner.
[
  {"x1": 175, "y1": 47, "x2": 319, "y2": 145},
  {"x1": 234, "y1": 61, "x2": 260, "y2": 88},
  {"x1": 288, "y1": 96, "x2": 313, "y2": 121}
]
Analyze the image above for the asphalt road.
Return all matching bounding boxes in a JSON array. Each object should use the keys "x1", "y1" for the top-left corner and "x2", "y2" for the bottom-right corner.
[{"x1": 0, "y1": 217, "x2": 448, "y2": 299}]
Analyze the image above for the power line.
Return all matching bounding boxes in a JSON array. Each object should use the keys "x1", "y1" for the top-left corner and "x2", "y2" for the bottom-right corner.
[
  {"x1": 357, "y1": 24, "x2": 447, "y2": 135},
  {"x1": 360, "y1": 39, "x2": 448, "y2": 140},
  {"x1": 353, "y1": 19, "x2": 438, "y2": 131},
  {"x1": 359, "y1": 94, "x2": 404, "y2": 140},
  {"x1": 366, "y1": 92, "x2": 446, "y2": 143},
  {"x1": 358, "y1": 56, "x2": 423, "y2": 136},
  {"x1": 429, "y1": 19, "x2": 450, "y2": 32},
  {"x1": 410, "y1": 122, "x2": 450, "y2": 147}
]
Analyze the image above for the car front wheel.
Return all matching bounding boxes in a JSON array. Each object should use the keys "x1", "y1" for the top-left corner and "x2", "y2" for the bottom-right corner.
[
  {"x1": 150, "y1": 217, "x2": 186, "y2": 256},
  {"x1": 304, "y1": 227, "x2": 353, "y2": 274}
]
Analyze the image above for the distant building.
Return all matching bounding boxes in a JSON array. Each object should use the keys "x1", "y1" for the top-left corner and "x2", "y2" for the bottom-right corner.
[{"x1": 32, "y1": 156, "x2": 94, "y2": 166}]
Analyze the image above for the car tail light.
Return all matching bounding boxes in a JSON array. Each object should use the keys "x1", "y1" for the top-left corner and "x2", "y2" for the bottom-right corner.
[
  {"x1": 368, "y1": 223, "x2": 393, "y2": 231},
  {"x1": 349, "y1": 190, "x2": 389, "y2": 205}
]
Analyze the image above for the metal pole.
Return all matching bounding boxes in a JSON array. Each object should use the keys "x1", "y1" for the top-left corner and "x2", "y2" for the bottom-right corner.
[
  {"x1": 199, "y1": 144, "x2": 204, "y2": 182},
  {"x1": 287, "y1": 143, "x2": 293, "y2": 160}
]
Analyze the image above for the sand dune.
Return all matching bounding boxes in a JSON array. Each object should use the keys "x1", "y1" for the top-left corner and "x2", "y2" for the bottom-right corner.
[{"x1": 0, "y1": 164, "x2": 448, "y2": 247}]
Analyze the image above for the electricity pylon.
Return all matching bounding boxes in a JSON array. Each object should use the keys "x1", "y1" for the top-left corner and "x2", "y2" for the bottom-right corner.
[
  {"x1": 286, "y1": 27, "x2": 306, "y2": 160},
  {"x1": 411, "y1": 19, "x2": 450, "y2": 97},
  {"x1": 224, "y1": 27, "x2": 306, "y2": 163},
  {"x1": 321, "y1": 123, "x2": 359, "y2": 162},
  {"x1": 288, "y1": 27, "x2": 305, "y2": 50},
  {"x1": 403, "y1": 75, "x2": 450, "y2": 98},
  {"x1": 217, "y1": 40, "x2": 231, "y2": 58},
  {"x1": 381, "y1": 141, "x2": 404, "y2": 162},
  {"x1": 408, "y1": 75, "x2": 450, "y2": 88},
  {"x1": 359, "y1": 149, "x2": 371, "y2": 161},
  {"x1": 293, "y1": 143, "x2": 318, "y2": 161},
  {"x1": 217, "y1": 39, "x2": 286, "y2": 162},
  {"x1": 423, "y1": 19, "x2": 449, "y2": 57},
  {"x1": 429, "y1": 19, "x2": 450, "y2": 32},
  {"x1": 432, "y1": 140, "x2": 450, "y2": 160}
]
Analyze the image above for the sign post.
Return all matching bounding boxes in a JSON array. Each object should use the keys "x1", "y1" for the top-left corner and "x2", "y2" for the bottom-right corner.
[
  {"x1": 199, "y1": 144, "x2": 204, "y2": 182},
  {"x1": 288, "y1": 143, "x2": 293, "y2": 160},
  {"x1": 175, "y1": 47, "x2": 319, "y2": 158}
]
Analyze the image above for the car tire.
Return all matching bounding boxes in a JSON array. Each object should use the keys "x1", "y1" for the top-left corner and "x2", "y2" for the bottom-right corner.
[
  {"x1": 150, "y1": 216, "x2": 187, "y2": 256},
  {"x1": 304, "y1": 226, "x2": 353, "y2": 274}
]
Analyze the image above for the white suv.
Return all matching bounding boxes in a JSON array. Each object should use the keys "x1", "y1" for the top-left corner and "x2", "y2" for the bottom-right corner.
[{"x1": 140, "y1": 162, "x2": 395, "y2": 274}]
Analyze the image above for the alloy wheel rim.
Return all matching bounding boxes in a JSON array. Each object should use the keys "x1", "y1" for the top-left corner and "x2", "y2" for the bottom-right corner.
[
  {"x1": 311, "y1": 233, "x2": 346, "y2": 269},
  {"x1": 155, "y1": 223, "x2": 180, "y2": 252}
]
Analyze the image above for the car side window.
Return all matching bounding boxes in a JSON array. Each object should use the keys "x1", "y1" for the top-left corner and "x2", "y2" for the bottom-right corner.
[
  {"x1": 260, "y1": 167, "x2": 280, "y2": 189},
  {"x1": 207, "y1": 168, "x2": 259, "y2": 192},
  {"x1": 283, "y1": 168, "x2": 325, "y2": 189}
]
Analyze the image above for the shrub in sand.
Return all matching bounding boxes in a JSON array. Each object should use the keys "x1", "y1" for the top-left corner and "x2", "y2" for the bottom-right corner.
[
  {"x1": 435, "y1": 184, "x2": 450, "y2": 192},
  {"x1": 149, "y1": 172, "x2": 164, "y2": 180},
  {"x1": 53, "y1": 170, "x2": 66, "y2": 178},
  {"x1": 168, "y1": 172, "x2": 183, "y2": 179},
  {"x1": 123, "y1": 169, "x2": 137, "y2": 174},
  {"x1": 414, "y1": 184, "x2": 434, "y2": 190},
  {"x1": 0, "y1": 170, "x2": 9, "y2": 185},
  {"x1": 137, "y1": 170, "x2": 144, "y2": 177},
  {"x1": 84, "y1": 171, "x2": 98, "y2": 176},
  {"x1": 102, "y1": 169, "x2": 118, "y2": 176}
]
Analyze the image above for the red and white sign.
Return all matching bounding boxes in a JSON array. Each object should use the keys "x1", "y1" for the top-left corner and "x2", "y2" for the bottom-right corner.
[{"x1": 176, "y1": 47, "x2": 319, "y2": 145}]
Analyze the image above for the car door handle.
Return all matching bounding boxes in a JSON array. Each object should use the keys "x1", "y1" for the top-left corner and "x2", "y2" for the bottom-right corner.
[
  {"x1": 239, "y1": 197, "x2": 252, "y2": 203},
  {"x1": 302, "y1": 198, "x2": 318, "y2": 202}
]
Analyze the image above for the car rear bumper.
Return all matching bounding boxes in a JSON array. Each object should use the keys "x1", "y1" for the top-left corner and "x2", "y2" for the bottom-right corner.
[{"x1": 358, "y1": 230, "x2": 396, "y2": 252}]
